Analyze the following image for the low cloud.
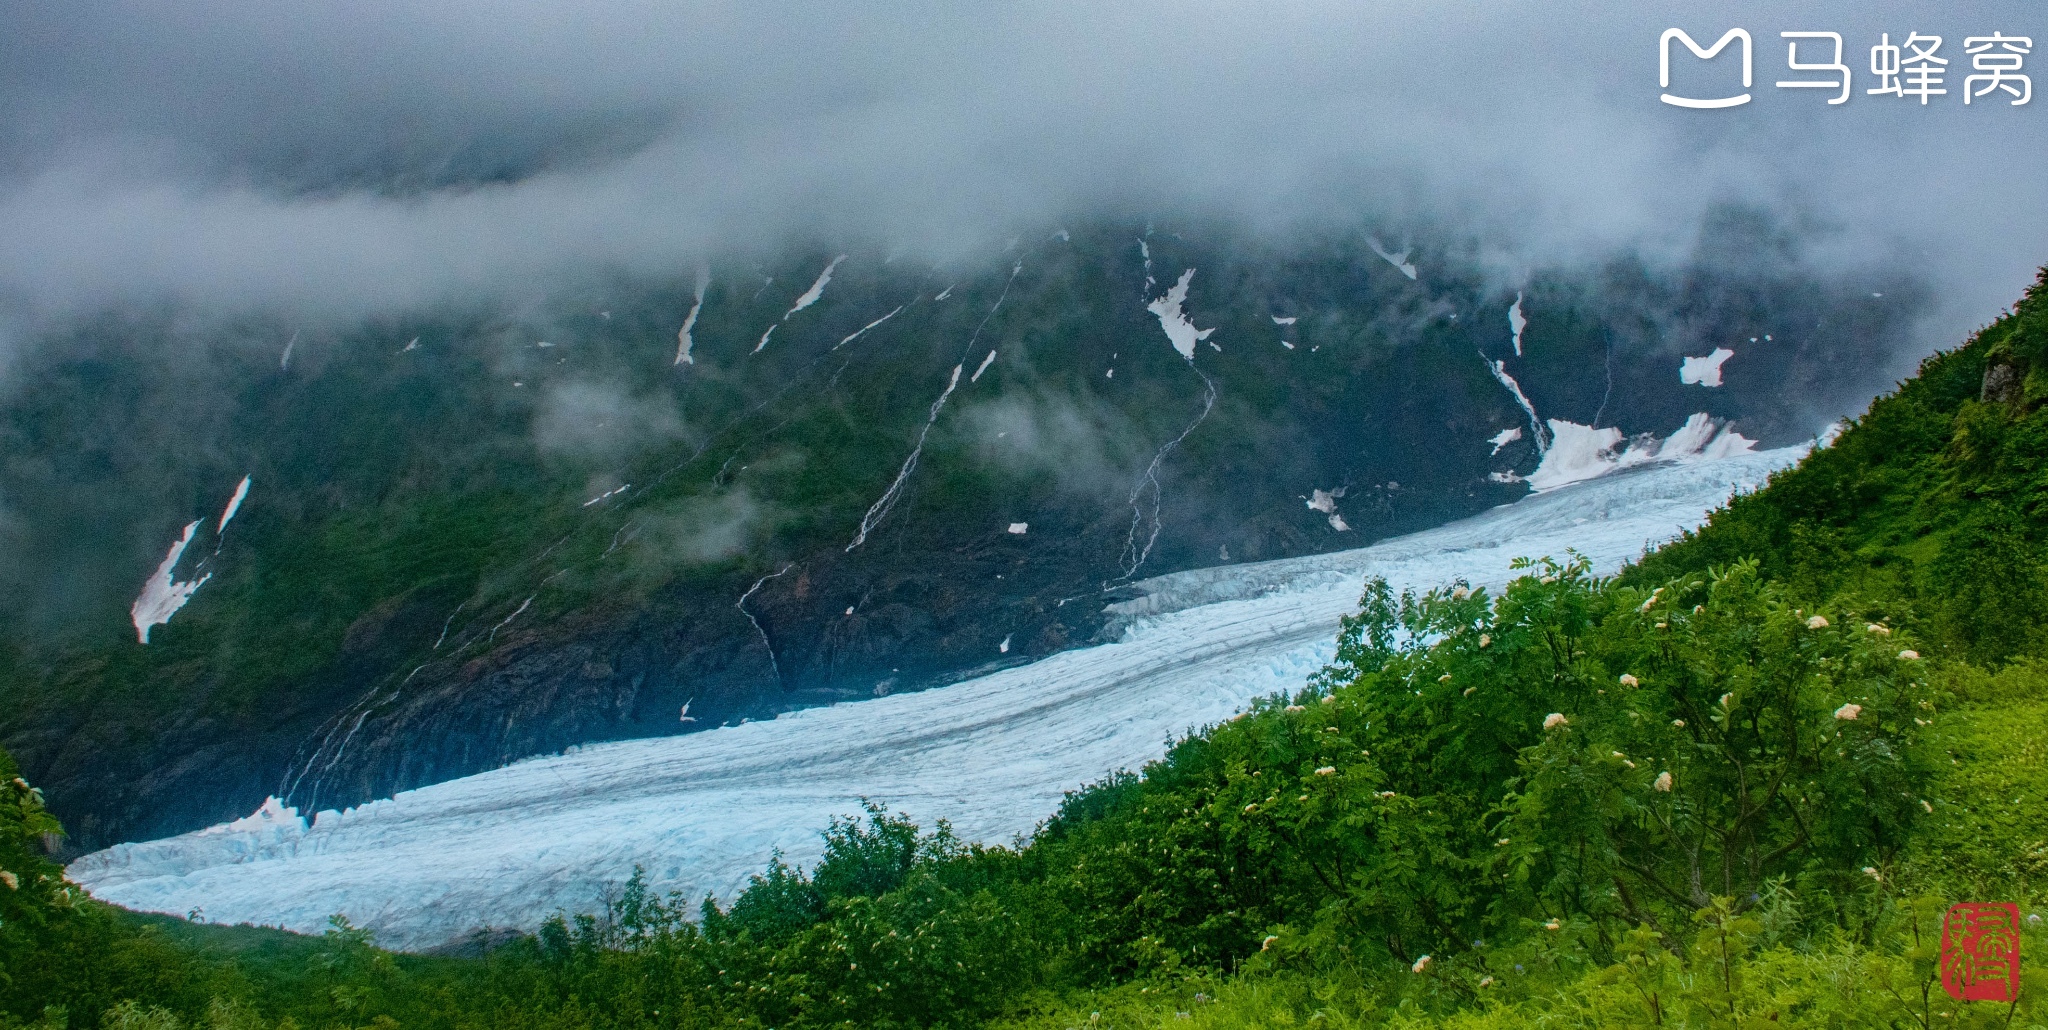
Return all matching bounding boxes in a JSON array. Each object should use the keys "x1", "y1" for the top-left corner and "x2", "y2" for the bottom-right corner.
[
  {"x1": 959, "y1": 392, "x2": 1140, "y2": 500},
  {"x1": 637, "y1": 488, "x2": 765, "y2": 568},
  {"x1": 0, "y1": 0, "x2": 2039, "y2": 358},
  {"x1": 533, "y1": 381, "x2": 690, "y2": 465}
]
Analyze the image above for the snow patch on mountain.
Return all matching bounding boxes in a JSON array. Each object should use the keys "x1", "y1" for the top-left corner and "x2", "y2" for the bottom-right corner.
[
  {"x1": 1485, "y1": 359, "x2": 1550, "y2": 452},
  {"x1": 1680, "y1": 348, "x2": 1735, "y2": 387},
  {"x1": 1146, "y1": 269, "x2": 1214, "y2": 361},
  {"x1": 582, "y1": 484, "x2": 630, "y2": 507},
  {"x1": 73, "y1": 446, "x2": 1800, "y2": 951},
  {"x1": 1487, "y1": 428, "x2": 1523, "y2": 455},
  {"x1": 217, "y1": 476, "x2": 251, "y2": 536},
  {"x1": 676, "y1": 269, "x2": 709, "y2": 365},
  {"x1": 1509, "y1": 293, "x2": 1528, "y2": 356},
  {"x1": 131, "y1": 521, "x2": 210, "y2": 645},
  {"x1": 786, "y1": 256, "x2": 847, "y2": 317},
  {"x1": 1368, "y1": 238, "x2": 1418, "y2": 280},
  {"x1": 1307, "y1": 488, "x2": 1351, "y2": 531},
  {"x1": 755, "y1": 256, "x2": 849, "y2": 353},
  {"x1": 972, "y1": 350, "x2": 997, "y2": 382}
]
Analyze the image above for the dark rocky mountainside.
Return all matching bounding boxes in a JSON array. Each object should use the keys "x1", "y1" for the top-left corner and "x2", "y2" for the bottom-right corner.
[{"x1": 0, "y1": 214, "x2": 1918, "y2": 851}]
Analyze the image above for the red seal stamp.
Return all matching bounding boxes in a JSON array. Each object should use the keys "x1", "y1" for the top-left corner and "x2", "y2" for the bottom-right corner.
[{"x1": 1940, "y1": 902, "x2": 2021, "y2": 1002}]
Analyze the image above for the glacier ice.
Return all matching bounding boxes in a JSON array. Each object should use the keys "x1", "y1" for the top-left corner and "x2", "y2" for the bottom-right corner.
[
  {"x1": 1526, "y1": 414, "x2": 1757, "y2": 493},
  {"x1": 74, "y1": 447, "x2": 1801, "y2": 950}
]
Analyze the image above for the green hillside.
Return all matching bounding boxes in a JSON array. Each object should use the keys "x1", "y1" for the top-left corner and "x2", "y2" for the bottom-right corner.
[{"x1": 5, "y1": 269, "x2": 2047, "y2": 1029}]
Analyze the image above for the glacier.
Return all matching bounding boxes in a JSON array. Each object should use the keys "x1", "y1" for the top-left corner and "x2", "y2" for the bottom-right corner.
[
  {"x1": 1526, "y1": 414, "x2": 1757, "y2": 493},
  {"x1": 73, "y1": 446, "x2": 1801, "y2": 951}
]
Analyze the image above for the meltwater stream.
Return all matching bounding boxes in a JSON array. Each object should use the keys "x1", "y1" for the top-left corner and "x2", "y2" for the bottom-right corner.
[{"x1": 72, "y1": 446, "x2": 1801, "y2": 950}]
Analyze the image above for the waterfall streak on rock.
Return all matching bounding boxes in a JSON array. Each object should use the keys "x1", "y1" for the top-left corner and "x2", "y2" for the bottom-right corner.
[
  {"x1": 1115, "y1": 369, "x2": 1216, "y2": 582},
  {"x1": 1484, "y1": 357, "x2": 1550, "y2": 453},
  {"x1": 737, "y1": 565, "x2": 794, "y2": 683},
  {"x1": 834, "y1": 306, "x2": 903, "y2": 350},
  {"x1": 846, "y1": 365, "x2": 963, "y2": 551}
]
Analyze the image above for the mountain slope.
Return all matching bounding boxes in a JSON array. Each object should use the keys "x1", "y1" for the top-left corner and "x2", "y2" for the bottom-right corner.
[
  {"x1": 0, "y1": 216, "x2": 1916, "y2": 850},
  {"x1": 70, "y1": 446, "x2": 1799, "y2": 949},
  {"x1": 1630, "y1": 267, "x2": 2048, "y2": 666}
]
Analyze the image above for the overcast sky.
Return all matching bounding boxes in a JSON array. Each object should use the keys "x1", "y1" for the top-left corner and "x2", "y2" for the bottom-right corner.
[{"x1": 1, "y1": 0, "x2": 2042, "y2": 347}]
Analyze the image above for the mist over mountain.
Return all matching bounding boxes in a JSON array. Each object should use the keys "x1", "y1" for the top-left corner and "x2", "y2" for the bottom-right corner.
[{"x1": 0, "y1": 0, "x2": 2040, "y2": 340}]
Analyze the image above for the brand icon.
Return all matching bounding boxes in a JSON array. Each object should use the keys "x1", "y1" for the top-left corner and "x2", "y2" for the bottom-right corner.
[
  {"x1": 1940, "y1": 902, "x2": 2021, "y2": 1002},
  {"x1": 1661, "y1": 28, "x2": 1753, "y2": 108}
]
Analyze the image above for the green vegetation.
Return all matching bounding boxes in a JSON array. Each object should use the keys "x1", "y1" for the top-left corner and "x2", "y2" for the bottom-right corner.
[{"x1": 6, "y1": 270, "x2": 2048, "y2": 1028}]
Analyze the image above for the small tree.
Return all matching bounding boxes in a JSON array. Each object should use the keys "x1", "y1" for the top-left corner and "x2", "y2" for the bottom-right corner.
[
  {"x1": 0, "y1": 750, "x2": 74, "y2": 991},
  {"x1": 1499, "y1": 560, "x2": 1934, "y2": 942}
]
